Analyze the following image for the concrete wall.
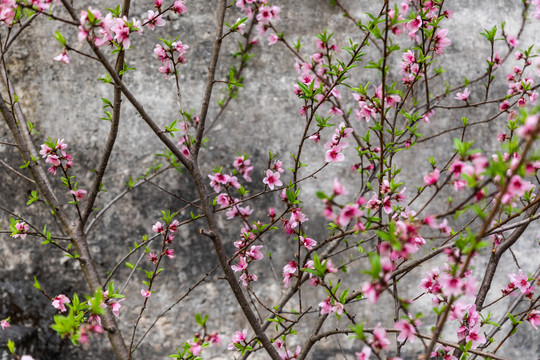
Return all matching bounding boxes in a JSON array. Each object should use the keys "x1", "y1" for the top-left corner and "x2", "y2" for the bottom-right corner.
[{"x1": 0, "y1": 0, "x2": 539, "y2": 359}]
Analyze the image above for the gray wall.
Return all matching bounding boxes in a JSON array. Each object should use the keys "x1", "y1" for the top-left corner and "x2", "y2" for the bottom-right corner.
[{"x1": 1, "y1": 0, "x2": 539, "y2": 359}]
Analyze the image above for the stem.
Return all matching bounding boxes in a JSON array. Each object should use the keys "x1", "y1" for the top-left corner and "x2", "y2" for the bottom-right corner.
[{"x1": 193, "y1": 0, "x2": 227, "y2": 157}]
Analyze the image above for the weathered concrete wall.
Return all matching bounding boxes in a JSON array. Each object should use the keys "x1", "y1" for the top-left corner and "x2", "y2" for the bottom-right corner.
[{"x1": 1, "y1": 0, "x2": 539, "y2": 359}]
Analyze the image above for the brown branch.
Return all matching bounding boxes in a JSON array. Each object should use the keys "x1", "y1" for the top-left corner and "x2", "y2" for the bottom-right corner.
[
  {"x1": 80, "y1": 20, "x2": 131, "y2": 225},
  {"x1": 475, "y1": 200, "x2": 540, "y2": 311},
  {"x1": 0, "y1": 158, "x2": 35, "y2": 183},
  {"x1": 192, "y1": 0, "x2": 227, "y2": 157}
]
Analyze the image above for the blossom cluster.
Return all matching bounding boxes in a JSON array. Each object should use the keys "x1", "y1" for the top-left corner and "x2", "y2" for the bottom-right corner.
[
  {"x1": 275, "y1": 338, "x2": 301, "y2": 360},
  {"x1": 140, "y1": 218, "x2": 181, "y2": 297},
  {"x1": 419, "y1": 249, "x2": 478, "y2": 302},
  {"x1": 501, "y1": 269, "x2": 536, "y2": 298},
  {"x1": 235, "y1": 1, "x2": 281, "y2": 45},
  {"x1": 11, "y1": 221, "x2": 29, "y2": 239},
  {"x1": 228, "y1": 328, "x2": 248, "y2": 351},
  {"x1": 0, "y1": 0, "x2": 55, "y2": 27},
  {"x1": 185, "y1": 331, "x2": 220, "y2": 356},
  {"x1": 231, "y1": 229, "x2": 264, "y2": 288},
  {"x1": 39, "y1": 139, "x2": 73, "y2": 175},
  {"x1": 53, "y1": 1, "x2": 187, "y2": 63},
  {"x1": 210, "y1": 155, "x2": 258, "y2": 219},
  {"x1": 154, "y1": 39, "x2": 190, "y2": 78}
]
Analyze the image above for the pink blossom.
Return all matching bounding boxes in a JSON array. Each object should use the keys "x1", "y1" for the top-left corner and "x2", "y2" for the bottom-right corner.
[
  {"x1": 328, "y1": 106, "x2": 344, "y2": 116},
  {"x1": 283, "y1": 260, "x2": 297, "y2": 275},
  {"x1": 499, "y1": 100, "x2": 510, "y2": 112},
  {"x1": 46, "y1": 154, "x2": 61, "y2": 167},
  {"x1": 466, "y1": 324, "x2": 486, "y2": 348},
  {"x1": 39, "y1": 144, "x2": 53, "y2": 158},
  {"x1": 246, "y1": 245, "x2": 264, "y2": 260},
  {"x1": 300, "y1": 236, "x2": 317, "y2": 250},
  {"x1": 111, "y1": 17, "x2": 131, "y2": 49},
  {"x1": 109, "y1": 298, "x2": 124, "y2": 318},
  {"x1": 333, "y1": 178, "x2": 347, "y2": 196},
  {"x1": 188, "y1": 341, "x2": 202, "y2": 356},
  {"x1": 318, "y1": 297, "x2": 333, "y2": 314},
  {"x1": 272, "y1": 159, "x2": 285, "y2": 173},
  {"x1": 256, "y1": 5, "x2": 280, "y2": 24},
  {"x1": 508, "y1": 270, "x2": 534, "y2": 295},
  {"x1": 336, "y1": 122, "x2": 353, "y2": 138},
  {"x1": 53, "y1": 51, "x2": 71, "y2": 64},
  {"x1": 288, "y1": 208, "x2": 308, "y2": 228},
  {"x1": 431, "y1": 346, "x2": 457, "y2": 360},
  {"x1": 164, "y1": 249, "x2": 175, "y2": 259},
  {"x1": 439, "y1": 219, "x2": 452, "y2": 235},
  {"x1": 282, "y1": 346, "x2": 301, "y2": 360},
  {"x1": 12, "y1": 222, "x2": 29, "y2": 239},
  {"x1": 355, "y1": 346, "x2": 372, "y2": 360},
  {"x1": 395, "y1": 319, "x2": 416, "y2": 343},
  {"x1": 168, "y1": 220, "x2": 180, "y2": 233},
  {"x1": 146, "y1": 10, "x2": 166, "y2": 30},
  {"x1": 325, "y1": 145, "x2": 345, "y2": 162},
  {"x1": 148, "y1": 252, "x2": 158, "y2": 263},
  {"x1": 508, "y1": 35, "x2": 519, "y2": 47},
  {"x1": 325, "y1": 259, "x2": 338, "y2": 273},
  {"x1": 527, "y1": 310, "x2": 540, "y2": 330},
  {"x1": 308, "y1": 132, "x2": 320, "y2": 142},
  {"x1": 489, "y1": 51, "x2": 502, "y2": 68},
  {"x1": 239, "y1": 272, "x2": 258, "y2": 287},
  {"x1": 262, "y1": 169, "x2": 283, "y2": 190},
  {"x1": 172, "y1": 0, "x2": 187, "y2": 14},
  {"x1": 231, "y1": 256, "x2": 248, "y2": 272},
  {"x1": 382, "y1": 196, "x2": 393, "y2": 214},
  {"x1": 208, "y1": 331, "x2": 221, "y2": 344},
  {"x1": 516, "y1": 115, "x2": 539, "y2": 138},
  {"x1": 407, "y1": 16, "x2": 422, "y2": 37},
  {"x1": 439, "y1": 273, "x2": 462, "y2": 297},
  {"x1": 152, "y1": 221, "x2": 165, "y2": 233},
  {"x1": 422, "y1": 109, "x2": 434, "y2": 123},
  {"x1": 228, "y1": 329, "x2": 247, "y2": 350},
  {"x1": 52, "y1": 294, "x2": 70, "y2": 312},
  {"x1": 333, "y1": 301, "x2": 344, "y2": 315},
  {"x1": 337, "y1": 203, "x2": 362, "y2": 226},
  {"x1": 372, "y1": 324, "x2": 390, "y2": 350},
  {"x1": 362, "y1": 282, "x2": 379, "y2": 304},
  {"x1": 268, "y1": 33, "x2": 279, "y2": 45},
  {"x1": 355, "y1": 102, "x2": 376, "y2": 122},
  {"x1": 70, "y1": 189, "x2": 87, "y2": 201},
  {"x1": 282, "y1": 271, "x2": 294, "y2": 288},
  {"x1": 1, "y1": 319, "x2": 10, "y2": 330},
  {"x1": 423, "y1": 168, "x2": 440, "y2": 186},
  {"x1": 419, "y1": 267, "x2": 440, "y2": 294},
  {"x1": 141, "y1": 289, "x2": 152, "y2": 298},
  {"x1": 455, "y1": 88, "x2": 470, "y2": 101},
  {"x1": 433, "y1": 28, "x2": 451, "y2": 55}
]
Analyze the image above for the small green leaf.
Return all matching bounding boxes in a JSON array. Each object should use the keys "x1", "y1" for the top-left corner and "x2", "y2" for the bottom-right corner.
[
  {"x1": 55, "y1": 31, "x2": 67, "y2": 46},
  {"x1": 7, "y1": 339, "x2": 15, "y2": 354}
]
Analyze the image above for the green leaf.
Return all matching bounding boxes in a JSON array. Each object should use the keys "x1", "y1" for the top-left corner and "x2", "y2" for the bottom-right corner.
[
  {"x1": 33, "y1": 276, "x2": 42, "y2": 291},
  {"x1": 55, "y1": 31, "x2": 67, "y2": 46},
  {"x1": 7, "y1": 339, "x2": 15, "y2": 354},
  {"x1": 27, "y1": 190, "x2": 38, "y2": 205},
  {"x1": 315, "y1": 191, "x2": 328, "y2": 199},
  {"x1": 195, "y1": 313, "x2": 208, "y2": 327},
  {"x1": 98, "y1": 73, "x2": 112, "y2": 84},
  {"x1": 480, "y1": 25, "x2": 497, "y2": 42},
  {"x1": 19, "y1": 161, "x2": 30, "y2": 169},
  {"x1": 349, "y1": 321, "x2": 365, "y2": 341},
  {"x1": 507, "y1": 312, "x2": 522, "y2": 325}
]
